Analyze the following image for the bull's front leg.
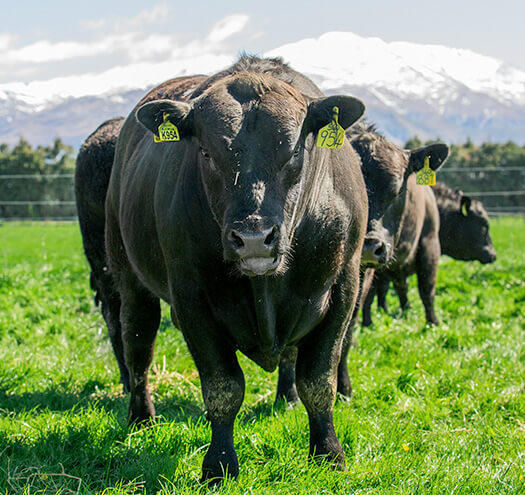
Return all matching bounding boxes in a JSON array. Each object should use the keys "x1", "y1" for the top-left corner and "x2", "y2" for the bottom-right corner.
[
  {"x1": 172, "y1": 289, "x2": 245, "y2": 483},
  {"x1": 295, "y1": 260, "x2": 360, "y2": 469},
  {"x1": 415, "y1": 235, "x2": 440, "y2": 325}
]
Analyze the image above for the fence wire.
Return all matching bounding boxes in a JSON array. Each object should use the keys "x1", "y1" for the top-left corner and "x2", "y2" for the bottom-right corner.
[{"x1": 0, "y1": 167, "x2": 524, "y2": 220}]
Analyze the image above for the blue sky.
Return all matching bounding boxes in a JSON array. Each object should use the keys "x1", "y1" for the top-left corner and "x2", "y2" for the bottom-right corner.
[
  {"x1": 2, "y1": 1, "x2": 524, "y2": 67},
  {"x1": 1, "y1": 0, "x2": 523, "y2": 93}
]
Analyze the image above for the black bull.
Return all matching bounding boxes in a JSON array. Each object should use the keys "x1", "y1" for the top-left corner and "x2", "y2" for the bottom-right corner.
[{"x1": 103, "y1": 57, "x2": 368, "y2": 481}]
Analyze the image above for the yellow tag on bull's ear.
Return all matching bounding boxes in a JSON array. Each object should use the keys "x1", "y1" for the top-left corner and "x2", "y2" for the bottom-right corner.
[
  {"x1": 316, "y1": 106, "x2": 345, "y2": 149},
  {"x1": 416, "y1": 156, "x2": 436, "y2": 186},
  {"x1": 154, "y1": 113, "x2": 180, "y2": 143}
]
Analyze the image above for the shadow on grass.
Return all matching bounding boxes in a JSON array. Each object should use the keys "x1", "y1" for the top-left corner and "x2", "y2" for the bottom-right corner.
[
  {"x1": 0, "y1": 380, "x2": 282, "y2": 493},
  {"x1": 0, "y1": 379, "x2": 207, "y2": 425},
  {"x1": 0, "y1": 420, "x2": 190, "y2": 493},
  {"x1": 0, "y1": 381, "x2": 209, "y2": 492}
]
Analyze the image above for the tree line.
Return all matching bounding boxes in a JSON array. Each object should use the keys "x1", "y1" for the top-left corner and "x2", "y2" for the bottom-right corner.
[
  {"x1": 0, "y1": 137, "x2": 524, "y2": 219},
  {"x1": 406, "y1": 137, "x2": 525, "y2": 213}
]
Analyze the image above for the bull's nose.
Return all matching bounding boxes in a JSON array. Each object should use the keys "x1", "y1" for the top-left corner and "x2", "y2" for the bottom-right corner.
[
  {"x1": 362, "y1": 237, "x2": 387, "y2": 265},
  {"x1": 481, "y1": 251, "x2": 496, "y2": 264},
  {"x1": 228, "y1": 225, "x2": 279, "y2": 258}
]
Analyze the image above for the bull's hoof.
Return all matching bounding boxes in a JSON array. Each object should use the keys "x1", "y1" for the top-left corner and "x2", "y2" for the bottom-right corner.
[
  {"x1": 274, "y1": 386, "x2": 300, "y2": 407},
  {"x1": 337, "y1": 373, "x2": 353, "y2": 399},
  {"x1": 362, "y1": 317, "x2": 372, "y2": 327},
  {"x1": 121, "y1": 379, "x2": 131, "y2": 394},
  {"x1": 201, "y1": 448, "x2": 239, "y2": 484},
  {"x1": 311, "y1": 449, "x2": 346, "y2": 471},
  {"x1": 127, "y1": 397, "x2": 155, "y2": 427},
  {"x1": 336, "y1": 389, "x2": 353, "y2": 402}
]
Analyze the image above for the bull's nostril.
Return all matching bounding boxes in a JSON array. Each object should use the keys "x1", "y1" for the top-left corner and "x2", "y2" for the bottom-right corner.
[
  {"x1": 264, "y1": 226, "x2": 278, "y2": 246},
  {"x1": 374, "y1": 244, "x2": 385, "y2": 257},
  {"x1": 229, "y1": 230, "x2": 244, "y2": 249}
]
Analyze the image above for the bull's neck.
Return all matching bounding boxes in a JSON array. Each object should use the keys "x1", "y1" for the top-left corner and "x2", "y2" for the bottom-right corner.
[{"x1": 288, "y1": 147, "x2": 330, "y2": 238}]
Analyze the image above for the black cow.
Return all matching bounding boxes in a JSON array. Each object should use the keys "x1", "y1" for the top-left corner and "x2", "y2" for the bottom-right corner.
[
  {"x1": 104, "y1": 56, "x2": 368, "y2": 481},
  {"x1": 362, "y1": 182, "x2": 496, "y2": 322},
  {"x1": 434, "y1": 182, "x2": 496, "y2": 264}
]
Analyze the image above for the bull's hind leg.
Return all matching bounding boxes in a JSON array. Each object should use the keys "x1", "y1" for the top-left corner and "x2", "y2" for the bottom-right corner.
[
  {"x1": 337, "y1": 267, "x2": 373, "y2": 397},
  {"x1": 275, "y1": 347, "x2": 299, "y2": 404},
  {"x1": 106, "y1": 214, "x2": 160, "y2": 424},
  {"x1": 361, "y1": 283, "x2": 375, "y2": 327},
  {"x1": 96, "y1": 274, "x2": 130, "y2": 392},
  {"x1": 119, "y1": 277, "x2": 161, "y2": 424},
  {"x1": 337, "y1": 317, "x2": 355, "y2": 398}
]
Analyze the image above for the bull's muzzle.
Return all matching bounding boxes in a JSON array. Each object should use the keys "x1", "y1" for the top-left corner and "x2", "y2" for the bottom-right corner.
[
  {"x1": 361, "y1": 235, "x2": 391, "y2": 266},
  {"x1": 227, "y1": 225, "x2": 281, "y2": 276}
]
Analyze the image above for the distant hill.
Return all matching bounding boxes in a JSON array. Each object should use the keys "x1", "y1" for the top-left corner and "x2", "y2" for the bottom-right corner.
[{"x1": 1, "y1": 31, "x2": 524, "y2": 148}]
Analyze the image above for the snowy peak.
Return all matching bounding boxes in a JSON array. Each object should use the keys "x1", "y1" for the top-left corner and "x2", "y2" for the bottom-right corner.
[
  {"x1": 0, "y1": 31, "x2": 524, "y2": 146},
  {"x1": 265, "y1": 31, "x2": 525, "y2": 105}
]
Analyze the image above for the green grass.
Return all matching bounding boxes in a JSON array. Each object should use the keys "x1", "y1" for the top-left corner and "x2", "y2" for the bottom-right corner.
[{"x1": 0, "y1": 218, "x2": 523, "y2": 494}]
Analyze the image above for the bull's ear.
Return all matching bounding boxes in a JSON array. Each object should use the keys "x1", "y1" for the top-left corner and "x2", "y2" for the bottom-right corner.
[
  {"x1": 408, "y1": 143, "x2": 449, "y2": 172},
  {"x1": 306, "y1": 95, "x2": 365, "y2": 133},
  {"x1": 136, "y1": 99, "x2": 193, "y2": 136},
  {"x1": 460, "y1": 195, "x2": 472, "y2": 217}
]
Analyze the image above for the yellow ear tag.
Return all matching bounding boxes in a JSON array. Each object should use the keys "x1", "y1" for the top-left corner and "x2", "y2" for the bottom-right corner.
[
  {"x1": 154, "y1": 112, "x2": 180, "y2": 143},
  {"x1": 416, "y1": 156, "x2": 436, "y2": 186},
  {"x1": 316, "y1": 106, "x2": 345, "y2": 149}
]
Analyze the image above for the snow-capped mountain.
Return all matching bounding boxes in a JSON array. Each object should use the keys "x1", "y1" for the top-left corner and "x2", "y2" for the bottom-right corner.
[{"x1": 1, "y1": 32, "x2": 524, "y2": 147}]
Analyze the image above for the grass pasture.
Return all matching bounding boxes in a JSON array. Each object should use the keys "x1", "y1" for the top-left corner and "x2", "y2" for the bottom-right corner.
[{"x1": 0, "y1": 218, "x2": 523, "y2": 494}]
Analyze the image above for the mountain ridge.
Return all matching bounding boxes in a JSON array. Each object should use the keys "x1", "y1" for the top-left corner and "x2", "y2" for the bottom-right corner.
[{"x1": 1, "y1": 31, "x2": 523, "y2": 147}]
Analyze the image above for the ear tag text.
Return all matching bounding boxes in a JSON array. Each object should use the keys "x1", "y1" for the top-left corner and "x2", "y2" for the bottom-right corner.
[
  {"x1": 416, "y1": 156, "x2": 436, "y2": 186},
  {"x1": 154, "y1": 112, "x2": 180, "y2": 143},
  {"x1": 316, "y1": 106, "x2": 345, "y2": 149}
]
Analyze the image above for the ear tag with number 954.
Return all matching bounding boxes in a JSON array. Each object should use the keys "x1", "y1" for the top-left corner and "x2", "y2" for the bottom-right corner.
[
  {"x1": 316, "y1": 106, "x2": 345, "y2": 149},
  {"x1": 154, "y1": 112, "x2": 180, "y2": 143},
  {"x1": 416, "y1": 156, "x2": 436, "y2": 186}
]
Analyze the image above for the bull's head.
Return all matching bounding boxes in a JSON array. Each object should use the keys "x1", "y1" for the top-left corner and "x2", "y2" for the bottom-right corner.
[
  {"x1": 136, "y1": 73, "x2": 364, "y2": 276},
  {"x1": 353, "y1": 132, "x2": 449, "y2": 267}
]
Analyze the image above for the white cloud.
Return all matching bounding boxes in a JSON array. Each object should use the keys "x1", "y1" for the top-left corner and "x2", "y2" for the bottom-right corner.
[
  {"x1": 207, "y1": 14, "x2": 249, "y2": 43},
  {"x1": 80, "y1": 3, "x2": 171, "y2": 31},
  {"x1": 0, "y1": 33, "x2": 13, "y2": 51},
  {"x1": 0, "y1": 12, "x2": 251, "y2": 106},
  {"x1": 0, "y1": 53, "x2": 234, "y2": 108},
  {"x1": 1, "y1": 34, "x2": 136, "y2": 63}
]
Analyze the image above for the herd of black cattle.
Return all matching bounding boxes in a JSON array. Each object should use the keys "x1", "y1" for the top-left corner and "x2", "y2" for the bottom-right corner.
[{"x1": 73, "y1": 55, "x2": 496, "y2": 482}]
